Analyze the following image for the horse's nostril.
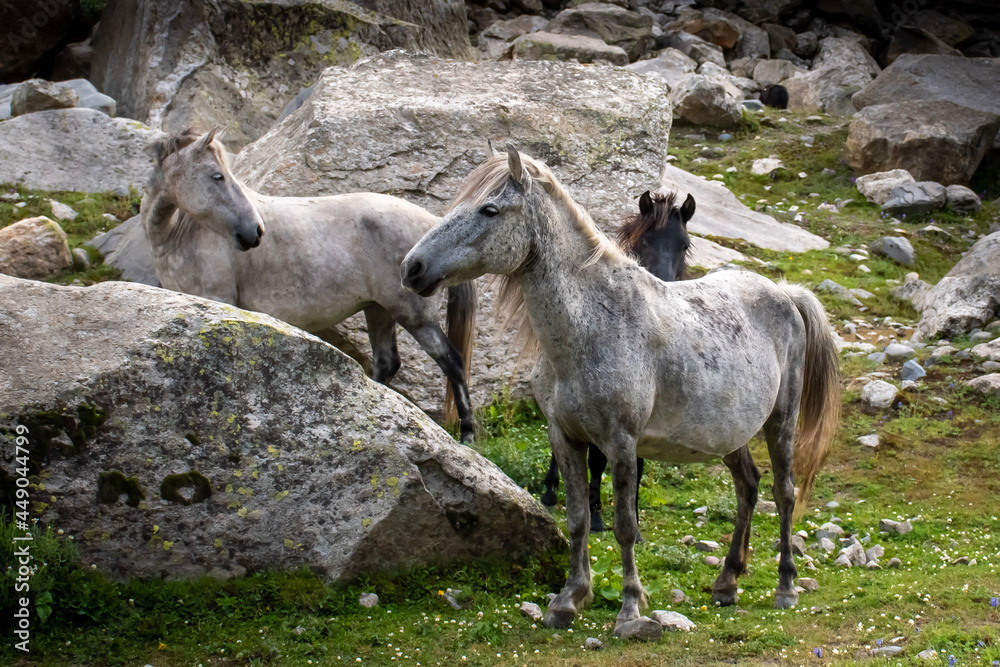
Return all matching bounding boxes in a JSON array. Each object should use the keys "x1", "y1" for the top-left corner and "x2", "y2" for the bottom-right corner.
[
  {"x1": 256, "y1": 225, "x2": 264, "y2": 239},
  {"x1": 407, "y1": 260, "x2": 424, "y2": 280}
]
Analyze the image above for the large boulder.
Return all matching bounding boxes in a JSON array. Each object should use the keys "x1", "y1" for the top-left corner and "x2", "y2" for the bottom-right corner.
[
  {"x1": 782, "y1": 65, "x2": 873, "y2": 115},
  {"x1": 0, "y1": 216, "x2": 73, "y2": 280},
  {"x1": 667, "y1": 7, "x2": 769, "y2": 59},
  {"x1": 511, "y1": 32, "x2": 628, "y2": 66},
  {"x1": 478, "y1": 16, "x2": 549, "y2": 60},
  {"x1": 811, "y1": 37, "x2": 880, "y2": 78},
  {"x1": 662, "y1": 31, "x2": 726, "y2": 68},
  {"x1": 0, "y1": 109, "x2": 163, "y2": 196},
  {"x1": 627, "y1": 48, "x2": 698, "y2": 90},
  {"x1": 233, "y1": 51, "x2": 672, "y2": 410},
  {"x1": 0, "y1": 1, "x2": 75, "y2": 81},
  {"x1": 914, "y1": 232, "x2": 1000, "y2": 340},
  {"x1": 659, "y1": 164, "x2": 829, "y2": 253},
  {"x1": 90, "y1": 0, "x2": 475, "y2": 151},
  {"x1": 0, "y1": 275, "x2": 565, "y2": 582},
  {"x1": 56, "y1": 79, "x2": 117, "y2": 117},
  {"x1": 855, "y1": 169, "x2": 915, "y2": 205},
  {"x1": 852, "y1": 55, "x2": 1000, "y2": 139},
  {"x1": 669, "y1": 75, "x2": 742, "y2": 128},
  {"x1": 10, "y1": 79, "x2": 78, "y2": 117},
  {"x1": 545, "y1": 2, "x2": 654, "y2": 62},
  {"x1": 887, "y1": 26, "x2": 963, "y2": 64},
  {"x1": 881, "y1": 181, "x2": 947, "y2": 215},
  {"x1": 86, "y1": 216, "x2": 159, "y2": 286},
  {"x1": 845, "y1": 100, "x2": 1000, "y2": 185}
]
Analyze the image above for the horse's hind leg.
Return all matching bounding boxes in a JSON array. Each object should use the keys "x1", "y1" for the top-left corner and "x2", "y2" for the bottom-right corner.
[
  {"x1": 587, "y1": 444, "x2": 607, "y2": 533},
  {"x1": 712, "y1": 445, "x2": 761, "y2": 606},
  {"x1": 364, "y1": 306, "x2": 401, "y2": 385},
  {"x1": 401, "y1": 321, "x2": 475, "y2": 443},
  {"x1": 765, "y1": 392, "x2": 801, "y2": 609},
  {"x1": 543, "y1": 427, "x2": 593, "y2": 629},
  {"x1": 541, "y1": 455, "x2": 560, "y2": 507}
]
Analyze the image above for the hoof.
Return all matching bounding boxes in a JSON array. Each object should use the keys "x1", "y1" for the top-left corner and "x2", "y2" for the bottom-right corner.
[
  {"x1": 543, "y1": 607, "x2": 576, "y2": 629},
  {"x1": 590, "y1": 511, "x2": 607, "y2": 533},
  {"x1": 459, "y1": 430, "x2": 475, "y2": 445},
  {"x1": 711, "y1": 589, "x2": 737, "y2": 607},
  {"x1": 540, "y1": 489, "x2": 557, "y2": 507},
  {"x1": 774, "y1": 590, "x2": 799, "y2": 609},
  {"x1": 614, "y1": 617, "x2": 662, "y2": 642}
]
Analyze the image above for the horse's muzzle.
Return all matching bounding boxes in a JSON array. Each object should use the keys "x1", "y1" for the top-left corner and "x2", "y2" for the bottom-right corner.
[
  {"x1": 400, "y1": 257, "x2": 441, "y2": 296},
  {"x1": 236, "y1": 224, "x2": 264, "y2": 251}
]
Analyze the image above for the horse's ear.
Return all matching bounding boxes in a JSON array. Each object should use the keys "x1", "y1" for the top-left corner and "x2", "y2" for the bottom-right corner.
[
  {"x1": 680, "y1": 193, "x2": 696, "y2": 225},
  {"x1": 505, "y1": 144, "x2": 530, "y2": 189},
  {"x1": 195, "y1": 126, "x2": 224, "y2": 151},
  {"x1": 638, "y1": 190, "x2": 653, "y2": 216},
  {"x1": 487, "y1": 139, "x2": 499, "y2": 156}
]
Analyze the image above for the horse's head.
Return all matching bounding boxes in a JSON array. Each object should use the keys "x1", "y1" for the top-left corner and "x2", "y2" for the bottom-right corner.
[
  {"x1": 619, "y1": 191, "x2": 695, "y2": 282},
  {"x1": 152, "y1": 127, "x2": 265, "y2": 251},
  {"x1": 402, "y1": 145, "x2": 540, "y2": 296}
]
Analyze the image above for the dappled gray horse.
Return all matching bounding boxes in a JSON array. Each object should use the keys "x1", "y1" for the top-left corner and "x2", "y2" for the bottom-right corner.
[
  {"x1": 401, "y1": 147, "x2": 840, "y2": 638},
  {"x1": 142, "y1": 128, "x2": 477, "y2": 441}
]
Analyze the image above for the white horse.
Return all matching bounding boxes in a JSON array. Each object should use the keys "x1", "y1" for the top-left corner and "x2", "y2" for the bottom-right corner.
[
  {"x1": 401, "y1": 147, "x2": 840, "y2": 638},
  {"x1": 142, "y1": 128, "x2": 477, "y2": 441}
]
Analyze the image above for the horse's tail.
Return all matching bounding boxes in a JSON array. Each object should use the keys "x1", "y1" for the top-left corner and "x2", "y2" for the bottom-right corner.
[
  {"x1": 780, "y1": 282, "x2": 841, "y2": 521},
  {"x1": 444, "y1": 281, "x2": 477, "y2": 424}
]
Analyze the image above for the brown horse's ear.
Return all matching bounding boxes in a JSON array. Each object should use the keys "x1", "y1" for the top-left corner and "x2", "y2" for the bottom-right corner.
[
  {"x1": 680, "y1": 193, "x2": 696, "y2": 225},
  {"x1": 194, "y1": 126, "x2": 224, "y2": 151},
  {"x1": 638, "y1": 190, "x2": 653, "y2": 216},
  {"x1": 505, "y1": 144, "x2": 530, "y2": 189}
]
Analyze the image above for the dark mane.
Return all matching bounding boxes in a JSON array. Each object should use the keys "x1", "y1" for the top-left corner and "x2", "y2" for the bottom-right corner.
[{"x1": 615, "y1": 191, "x2": 690, "y2": 280}]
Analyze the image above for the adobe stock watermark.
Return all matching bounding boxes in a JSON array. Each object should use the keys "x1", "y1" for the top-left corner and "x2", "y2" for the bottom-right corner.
[
  {"x1": 6, "y1": 0, "x2": 73, "y2": 56},
  {"x1": 10, "y1": 424, "x2": 33, "y2": 653},
  {"x1": 876, "y1": 0, "x2": 931, "y2": 40}
]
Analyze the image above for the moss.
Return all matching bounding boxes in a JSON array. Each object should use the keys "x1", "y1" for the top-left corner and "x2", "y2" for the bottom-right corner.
[
  {"x1": 97, "y1": 471, "x2": 145, "y2": 508},
  {"x1": 160, "y1": 472, "x2": 213, "y2": 506}
]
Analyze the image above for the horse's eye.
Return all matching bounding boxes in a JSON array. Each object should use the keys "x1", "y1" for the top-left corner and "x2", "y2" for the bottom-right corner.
[
  {"x1": 212, "y1": 172, "x2": 224, "y2": 181},
  {"x1": 481, "y1": 204, "x2": 499, "y2": 217}
]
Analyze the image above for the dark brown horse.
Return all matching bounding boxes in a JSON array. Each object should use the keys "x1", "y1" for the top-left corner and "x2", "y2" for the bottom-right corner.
[{"x1": 541, "y1": 190, "x2": 695, "y2": 532}]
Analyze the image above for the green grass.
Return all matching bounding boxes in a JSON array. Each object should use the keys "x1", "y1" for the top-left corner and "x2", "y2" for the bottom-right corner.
[{"x1": 4, "y1": 109, "x2": 1000, "y2": 666}]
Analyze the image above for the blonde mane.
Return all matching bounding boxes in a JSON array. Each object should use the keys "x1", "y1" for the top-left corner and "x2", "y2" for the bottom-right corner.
[{"x1": 451, "y1": 152, "x2": 632, "y2": 361}]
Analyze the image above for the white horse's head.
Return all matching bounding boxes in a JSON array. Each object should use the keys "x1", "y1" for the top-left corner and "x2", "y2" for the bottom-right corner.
[{"x1": 151, "y1": 127, "x2": 265, "y2": 251}]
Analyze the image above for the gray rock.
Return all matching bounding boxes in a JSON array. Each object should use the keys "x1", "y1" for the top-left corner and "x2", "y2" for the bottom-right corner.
[
  {"x1": 235, "y1": 52, "x2": 673, "y2": 410},
  {"x1": 772, "y1": 535, "x2": 806, "y2": 555},
  {"x1": 753, "y1": 59, "x2": 798, "y2": 86},
  {"x1": 512, "y1": 31, "x2": 629, "y2": 65},
  {"x1": 519, "y1": 601, "x2": 543, "y2": 621},
  {"x1": 755, "y1": 500, "x2": 777, "y2": 514},
  {"x1": 887, "y1": 25, "x2": 962, "y2": 64},
  {"x1": 86, "y1": 216, "x2": 159, "y2": 286},
  {"x1": 833, "y1": 553, "x2": 852, "y2": 568},
  {"x1": 671, "y1": 588, "x2": 689, "y2": 604},
  {"x1": 972, "y1": 338, "x2": 1000, "y2": 362},
  {"x1": 841, "y1": 541, "x2": 868, "y2": 567},
  {"x1": 614, "y1": 617, "x2": 663, "y2": 641},
  {"x1": 0, "y1": 108, "x2": 163, "y2": 195},
  {"x1": 10, "y1": 79, "x2": 79, "y2": 117},
  {"x1": 695, "y1": 540, "x2": 720, "y2": 552},
  {"x1": 879, "y1": 519, "x2": 913, "y2": 534},
  {"x1": 797, "y1": 577, "x2": 819, "y2": 591},
  {"x1": 704, "y1": 555, "x2": 720, "y2": 566},
  {"x1": 627, "y1": 47, "x2": 698, "y2": 90},
  {"x1": 0, "y1": 275, "x2": 565, "y2": 582},
  {"x1": 867, "y1": 352, "x2": 886, "y2": 363},
  {"x1": 850, "y1": 288, "x2": 874, "y2": 300},
  {"x1": 48, "y1": 200, "x2": 78, "y2": 222},
  {"x1": 478, "y1": 16, "x2": 548, "y2": 60},
  {"x1": 816, "y1": 522, "x2": 845, "y2": 541},
  {"x1": 914, "y1": 232, "x2": 1000, "y2": 340},
  {"x1": 945, "y1": 184, "x2": 982, "y2": 214},
  {"x1": 971, "y1": 331, "x2": 995, "y2": 343},
  {"x1": 847, "y1": 101, "x2": 1000, "y2": 186},
  {"x1": 741, "y1": 99, "x2": 764, "y2": 111},
  {"x1": 872, "y1": 645, "x2": 904, "y2": 657},
  {"x1": 91, "y1": 0, "x2": 475, "y2": 151},
  {"x1": 812, "y1": 37, "x2": 880, "y2": 77},
  {"x1": 547, "y1": 3, "x2": 655, "y2": 62},
  {"x1": 884, "y1": 342, "x2": 916, "y2": 360},
  {"x1": 360, "y1": 593, "x2": 379, "y2": 608},
  {"x1": 793, "y1": 31, "x2": 819, "y2": 58},
  {"x1": 72, "y1": 247, "x2": 92, "y2": 271},
  {"x1": 882, "y1": 182, "x2": 947, "y2": 216},
  {"x1": 668, "y1": 74, "x2": 742, "y2": 128},
  {"x1": 585, "y1": 637, "x2": 604, "y2": 650},
  {"x1": 865, "y1": 545, "x2": 885, "y2": 562},
  {"x1": 651, "y1": 610, "x2": 696, "y2": 632},
  {"x1": 887, "y1": 557, "x2": 902, "y2": 568},
  {"x1": 783, "y1": 64, "x2": 872, "y2": 116},
  {"x1": 663, "y1": 30, "x2": 726, "y2": 68},
  {"x1": 815, "y1": 279, "x2": 863, "y2": 305},
  {"x1": 856, "y1": 434, "x2": 880, "y2": 449},
  {"x1": 917, "y1": 648, "x2": 938, "y2": 660},
  {"x1": 965, "y1": 373, "x2": 1000, "y2": 396},
  {"x1": 0, "y1": 216, "x2": 73, "y2": 280},
  {"x1": 861, "y1": 380, "x2": 898, "y2": 408},
  {"x1": 902, "y1": 360, "x2": 926, "y2": 382},
  {"x1": 855, "y1": 169, "x2": 916, "y2": 206},
  {"x1": 764, "y1": 23, "x2": 796, "y2": 54},
  {"x1": 56, "y1": 79, "x2": 117, "y2": 117},
  {"x1": 818, "y1": 537, "x2": 836, "y2": 551}
]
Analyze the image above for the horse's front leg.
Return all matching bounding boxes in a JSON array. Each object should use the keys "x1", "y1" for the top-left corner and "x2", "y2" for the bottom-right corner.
[
  {"x1": 712, "y1": 445, "x2": 761, "y2": 606},
  {"x1": 607, "y1": 439, "x2": 661, "y2": 641},
  {"x1": 543, "y1": 426, "x2": 593, "y2": 629}
]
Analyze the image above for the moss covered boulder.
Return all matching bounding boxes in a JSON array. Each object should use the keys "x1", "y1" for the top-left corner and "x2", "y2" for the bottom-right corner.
[{"x1": 0, "y1": 275, "x2": 564, "y2": 582}]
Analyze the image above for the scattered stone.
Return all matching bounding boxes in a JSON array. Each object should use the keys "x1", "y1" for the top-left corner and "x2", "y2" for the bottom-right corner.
[
  {"x1": 663, "y1": 30, "x2": 726, "y2": 68},
  {"x1": 614, "y1": 617, "x2": 663, "y2": 641},
  {"x1": 669, "y1": 75, "x2": 742, "y2": 128},
  {"x1": 901, "y1": 360, "x2": 926, "y2": 382},
  {"x1": 869, "y1": 237, "x2": 915, "y2": 266},
  {"x1": 841, "y1": 541, "x2": 868, "y2": 567},
  {"x1": 681, "y1": 535, "x2": 696, "y2": 546},
  {"x1": 627, "y1": 48, "x2": 697, "y2": 90},
  {"x1": 815, "y1": 279, "x2": 863, "y2": 305},
  {"x1": 884, "y1": 343, "x2": 916, "y2": 360},
  {"x1": 833, "y1": 554, "x2": 852, "y2": 568},
  {"x1": 0, "y1": 216, "x2": 73, "y2": 280},
  {"x1": 10, "y1": 79, "x2": 79, "y2": 117},
  {"x1": 58, "y1": 79, "x2": 117, "y2": 117},
  {"x1": 693, "y1": 506, "x2": 708, "y2": 515},
  {"x1": 945, "y1": 184, "x2": 982, "y2": 214},
  {"x1": 879, "y1": 519, "x2": 913, "y2": 534},
  {"x1": 695, "y1": 540, "x2": 720, "y2": 552},
  {"x1": 651, "y1": 610, "x2": 697, "y2": 632},
  {"x1": 965, "y1": 373, "x2": 1000, "y2": 396},
  {"x1": 857, "y1": 434, "x2": 880, "y2": 449},
  {"x1": 917, "y1": 648, "x2": 938, "y2": 660},
  {"x1": 850, "y1": 288, "x2": 874, "y2": 300},
  {"x1": 755, "y1": 500, "x2": 777, "y2": 514},
  {"x1": 704, "y1": 555, "x2": 721, "y2": 566},
  {"x1": 48, "y1": 200, "x2": 78, "y2": 222},
  {"x1": 513, "y1": 32, "x2": 629, "y2": 65},
  {"x1": 520, "y1": 602, "x2": 543, "y2": 621},
  {"x1": 753, "y1": 59, "x2": 797, "y2": 86},
  {"x1": 882, "y1": 181, "x2": 947, "y2": 215},
  {"x1": 950, "y1": 556, "x2": 970, "y2": 566},
  {"x1": 816, "y1": 522, "x2": 845, "y2": 541},
  {"x1": 862, "y1": 380, "x2": 898, "y2": 409},
  {"x1": 360, "y1": 593, "x2": 379, "y2": 608},
  {"x1": 872, "y1": 645, "x2": 904, "y2": 657},
  {"x1": 477, "y1": 16, "x2": 549, "y2": 60},
  {"x1": 585, "y1": 637, "x2": 604, "y2": 650},
  {"x1": 887, "y1": 557, "x2": 902, "y2": 569},
  {"x1": 71, "y1": 247, "x2": 91, "y2": 271},
  {"x1": 918, "y1": 224, "x2": 951, "y2": 240},
  {"x1": 865, "y1": 545, "x2": 885, "y2": 562},
  {"x1": 797, "y1": 577, "x2": 819, "y2": 592},
  {"x1": 818, "y1": 537, "x2": 836, "y2": 552},
  {"x1": 855, "y1": 169, "x2": 916, "y2": 205},
  {"x1": 671, "y1": 589, "x2": 689, "y2": 605},
  {"x1": 751, "y1": 158, "x2": 785, "y2": 175},
  {"x1": 547, "y1": 3, "x2": 654, "y2": 62}
]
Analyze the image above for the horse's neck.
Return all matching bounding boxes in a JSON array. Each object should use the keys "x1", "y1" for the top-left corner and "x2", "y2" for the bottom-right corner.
[{"x1": 141, "y1": 185, "x2": 186, "y2": 255}]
